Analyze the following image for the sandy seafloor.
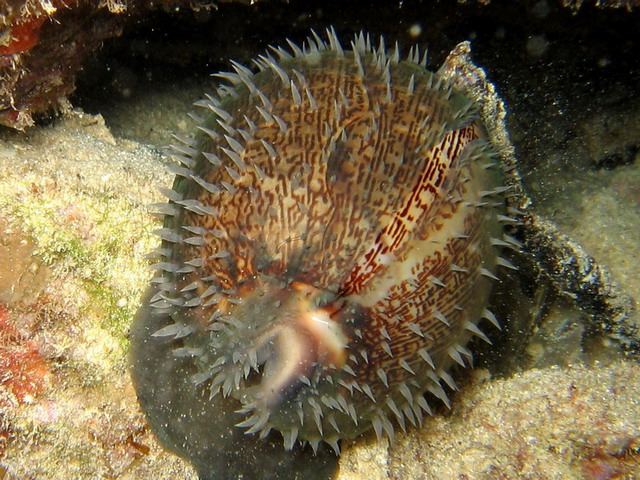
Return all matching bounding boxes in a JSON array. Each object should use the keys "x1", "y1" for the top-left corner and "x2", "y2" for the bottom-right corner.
[{"x1": 0, "y1": 1, "x2": 639, "y2": 479}]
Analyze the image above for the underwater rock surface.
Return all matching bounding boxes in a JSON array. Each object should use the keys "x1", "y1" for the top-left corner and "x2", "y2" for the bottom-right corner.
[
  {"x1": 0, "y1": 1, "x2": 638, "y2": 479},
  {"x1": 386, "y1": 362, "x2": 640, "y2": 480},
  {"x1": 0, "y1": 112, "x2": 198, "y2": 479},
  {"x1": 129, "y1": 28, "x2": 518, "y2": 477}
]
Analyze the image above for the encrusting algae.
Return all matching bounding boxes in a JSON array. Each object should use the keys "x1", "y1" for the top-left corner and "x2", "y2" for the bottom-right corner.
[{"x1": 0, "y1": 113, "x2": 197, "y2": 479}]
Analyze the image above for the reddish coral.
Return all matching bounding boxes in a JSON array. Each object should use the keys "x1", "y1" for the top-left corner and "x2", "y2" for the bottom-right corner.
[
  {"x1": 0, "y1": 304, "x2": 50, "y2": 407},
  {"x1": 87, "y1": 413, "x2": 154, "y2": 478},
  {"x1": 0, "y1": 0, "x2": 124, "y2": 129},
  {"x1": 0, "y1": 303, "x2": 52, "y2": 458},
  {"x1": 580, "y1": 436, "x2": 640, "y2": 480},
  {"x1": 0, "y1": 0, "x2": 82, "y2": 55},
  {"x1": 0, "y1": 17, "x2": 47, "y2": 55}
]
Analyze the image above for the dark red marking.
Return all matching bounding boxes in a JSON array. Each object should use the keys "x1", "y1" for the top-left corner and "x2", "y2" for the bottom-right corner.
[{"x1": 340, "y1": 124, "x2": 479, "y2": 296}]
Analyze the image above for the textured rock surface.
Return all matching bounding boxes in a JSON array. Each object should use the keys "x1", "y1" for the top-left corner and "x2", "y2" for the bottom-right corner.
[
  {"x1": 0, "y1": 0, "x2": 248, "y2": 129},
  {"x1": 404, "y1": 362, "x2": 640, "y2": 479},
  {"x1": 0, "y1": 1, "x2": 638, "y2": 478},
  {"x1": 0, "y1": 112, "x2": 197, "y2": 479},
  {"x1": 340, "y1": 362, "x2": 640, "y2": 479}
]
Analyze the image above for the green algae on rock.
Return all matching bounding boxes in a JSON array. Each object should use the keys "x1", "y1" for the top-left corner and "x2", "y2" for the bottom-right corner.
[
  {"x1": 130, "y1": 28, "x2": 518, "y2": 478},
  {"x1": 0, "y1": 111, "x2": 197, "y2": 479}
]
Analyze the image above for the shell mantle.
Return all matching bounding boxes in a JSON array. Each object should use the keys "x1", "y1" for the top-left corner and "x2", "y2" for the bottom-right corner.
[{"x1": 130, "y1": 28, "x2": 519, "y2": 463}]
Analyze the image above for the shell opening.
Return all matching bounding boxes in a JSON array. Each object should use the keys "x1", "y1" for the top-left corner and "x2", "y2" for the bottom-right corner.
[{"x1": 234, "y1": 281, "x2": 350, "y2": 410}]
